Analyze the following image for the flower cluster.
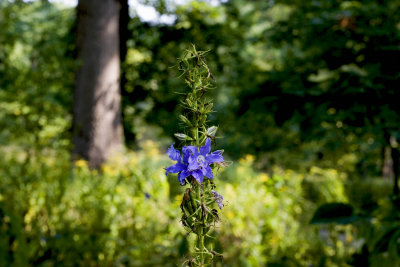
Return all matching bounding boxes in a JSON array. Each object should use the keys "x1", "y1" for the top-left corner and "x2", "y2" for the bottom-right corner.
[{"x1": 165, "y1": 138, "x2": 224, "y2": 185}]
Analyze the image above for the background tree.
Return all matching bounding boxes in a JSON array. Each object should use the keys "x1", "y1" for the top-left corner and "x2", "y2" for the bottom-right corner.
[{"x1": 73, "y1": 0, "x2": 125, "y2": 168}]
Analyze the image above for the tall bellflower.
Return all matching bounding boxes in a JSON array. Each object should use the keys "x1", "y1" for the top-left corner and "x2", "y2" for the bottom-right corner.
[{"x1": 164, "y1": 46, "x2": 227, "y2": 266}]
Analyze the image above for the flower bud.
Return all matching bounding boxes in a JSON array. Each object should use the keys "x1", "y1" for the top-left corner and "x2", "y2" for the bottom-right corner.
[
  {"x1": 185, "y1": 98, "x2": 194, "y2": 108},
  {"x1": 180, "y1": 188, "x2": 200, "y2": 231},
  {"x1": 207, "y1": 126, "x2": 218, "y2": 136},
  {"x1": 179, "y1": 115, "x2": 192, "y2": 127},
  {"x1": 174, "y1": 133, "x2": 193, "y2": 141},
  {"x1": 203, "y1": 103, "x2": 213, "y2": 113}
]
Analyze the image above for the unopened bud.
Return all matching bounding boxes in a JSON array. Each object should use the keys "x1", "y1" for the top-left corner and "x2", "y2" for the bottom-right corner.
[
  {"x1": 186, "y1": 98, "x2": 193, "y2": 108},
  {"x1": 207, "y1": 126, "x2": 218, "y2": 136},
  {"x1": 179, "y1": 115, "x2": 192, "y2": 127},
  {"x1": 174, "y1": 133, "x2": 193, "y2": 141},
  {"x1": 203, "y1": 103, "x2": 213, "y2": 113}
]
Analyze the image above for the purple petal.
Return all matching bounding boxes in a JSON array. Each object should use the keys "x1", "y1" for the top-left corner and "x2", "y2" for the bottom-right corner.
[
  {"x1": 205, "y1": 150, "x2": 224, "y2": 164},
  {"x1": 191, "y1": 169, "x2": 204, "y2": 183},
  {"x1": 167, "y1": 143, "x2": 181, "y2": 162},
  {"x1": 211, "y1": 190, "x2": 223, "y2": 200},
  {"x1": 203, "y1": 164, "x2": 214, "y2": 179},
  {"x1": 182, "y1": 146, "x2": 198, "y2": 164},
  {"x1": 165, "y1": 162, "x2": 186, "y2": 175},
  {"x1": 200, "y1": 138, "x2": 211, "y2": 155},
  {"x1": 188, "y1": 154, "x2": 201, "y2": 171},
  {"x1": 211, "y1": 190, "x2": 224, "y2": 210},
  {"x1": 178, "y1": 170, "x2": 191, "y2": 185}
]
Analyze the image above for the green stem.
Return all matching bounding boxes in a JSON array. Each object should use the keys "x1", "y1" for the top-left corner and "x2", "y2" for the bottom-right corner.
[
  {"x1": 193, "y1": 181, "x2": 206, "y2": 266},
  {"x1": 199, "y1": 233, "x2": 205, "y2": 266},
  {"x1": 195, "y1": 127, "x2": 199, "y2": 147},
  {"x1": 198, "y1": 182, "x2": 205, "y2": 266}
]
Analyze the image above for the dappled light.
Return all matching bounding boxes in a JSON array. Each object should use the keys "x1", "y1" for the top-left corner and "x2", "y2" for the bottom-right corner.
[{"x1": 1, "y1": 0, "x2": 400, "y2": 266}]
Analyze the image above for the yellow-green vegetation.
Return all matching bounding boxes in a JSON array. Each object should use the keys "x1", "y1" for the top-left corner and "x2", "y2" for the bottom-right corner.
[{"x1": 1, "y1": 142, "x2": 393, "y2": 266}]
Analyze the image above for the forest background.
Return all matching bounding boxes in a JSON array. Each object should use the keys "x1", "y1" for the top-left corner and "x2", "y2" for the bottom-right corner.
[{"x1": 1, "y1": 0, "x2": 400, "y2": 266}]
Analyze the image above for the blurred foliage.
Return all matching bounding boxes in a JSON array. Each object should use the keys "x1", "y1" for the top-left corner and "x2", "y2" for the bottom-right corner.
[
  {"x1": 0, "y1": 0, "x2": 75, "y2": 152},
  {"x1": 0, "y1": 142, "x2": 183, "y2": 266},
  {"x1": 125, "y1": 0, "x2": 400, "y2": 175},
  {"x1": 1, "y1": 0, "x2": 400, "y2": 266},
  {"x1": 2, "y1": 140, "x2": 391, "y2": 266}
]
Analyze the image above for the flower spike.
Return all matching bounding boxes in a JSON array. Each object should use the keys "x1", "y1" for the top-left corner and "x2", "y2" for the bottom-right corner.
[{"x1": 163, "y1": 46, "x2": 228, "y2": 266}]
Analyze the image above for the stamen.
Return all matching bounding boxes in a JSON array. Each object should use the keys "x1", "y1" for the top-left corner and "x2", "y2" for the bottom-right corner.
[{"x1": 197, "y1": 155, "x2": 205, "y2": 164}]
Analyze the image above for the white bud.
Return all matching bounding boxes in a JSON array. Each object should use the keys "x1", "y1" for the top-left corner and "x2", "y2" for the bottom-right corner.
[
  {"x1": 174, "y1": 133, "x2": 193, "y2": 141},
  {"x1": 207, "y1": 126, "x2": 218, "y2": 136}
]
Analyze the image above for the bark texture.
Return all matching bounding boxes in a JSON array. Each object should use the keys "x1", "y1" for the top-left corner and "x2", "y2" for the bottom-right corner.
[{"x1": 73, "y1": 0, "x2": 123, "y2": 168}]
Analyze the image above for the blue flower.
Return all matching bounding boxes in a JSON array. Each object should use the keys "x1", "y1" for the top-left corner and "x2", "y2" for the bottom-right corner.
[{"x1": 165, "y1": 139, "x2": 224, "y2": 184}]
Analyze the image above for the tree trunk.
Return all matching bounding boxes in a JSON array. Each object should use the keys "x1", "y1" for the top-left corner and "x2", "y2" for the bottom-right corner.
[{"x1": 73, "y1": 0, "x2": 123, "y2": 169}]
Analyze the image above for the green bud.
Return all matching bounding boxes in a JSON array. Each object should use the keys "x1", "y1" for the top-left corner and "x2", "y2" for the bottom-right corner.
[
  {"x1": 186, "y1": 98, "x2": 193, "y2": 108},
  {"x1": 179, "y1": 115, "x2": 192, "y2": 127},
  {"x1": 174, "y1": 133, "x2": 193, "y2": 141},
  {"x1": 203, "y1": 103, "x2": 213, "y2": 113},
  {"x1": 181, "y1": 190, "x2": 198, "y2": 230},
  {"x1": 207, "y1": 126, "x2": 218, "y2": 136}
]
